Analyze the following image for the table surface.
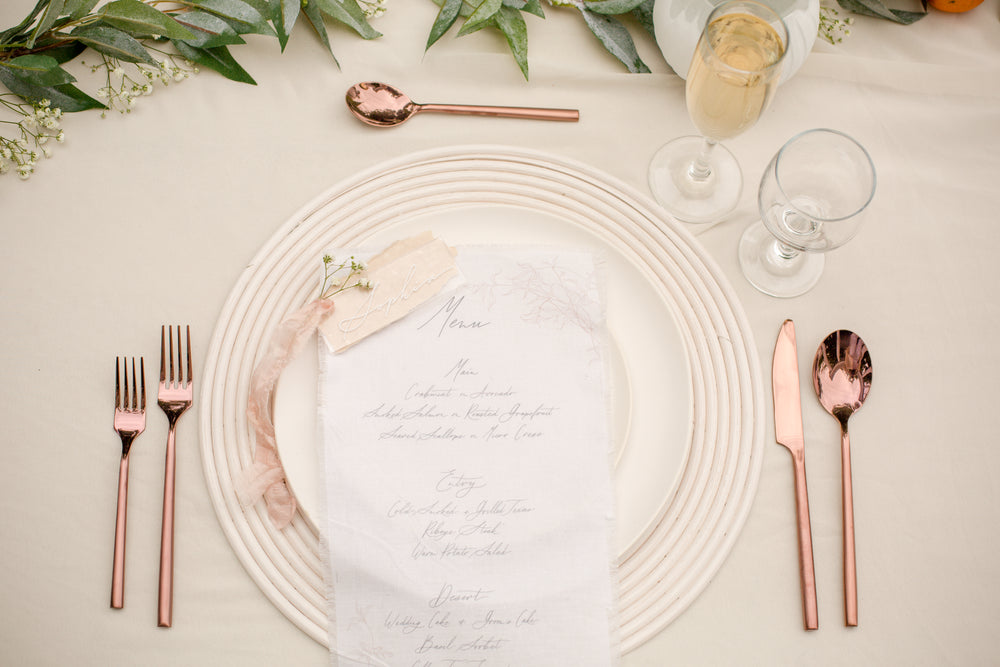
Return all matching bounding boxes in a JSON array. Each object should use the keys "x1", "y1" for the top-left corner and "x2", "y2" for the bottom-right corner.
[{"x1": 2, "y1": 2, "x2": 999, "y2": 665}]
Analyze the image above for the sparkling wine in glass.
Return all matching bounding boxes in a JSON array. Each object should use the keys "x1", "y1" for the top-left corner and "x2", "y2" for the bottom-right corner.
[
  {"x1": 738, "y1": 128, "x2": 877, "y2": 297},
  {"x1": 649, "y1": 1, "x2": 788, "y2": 224}
]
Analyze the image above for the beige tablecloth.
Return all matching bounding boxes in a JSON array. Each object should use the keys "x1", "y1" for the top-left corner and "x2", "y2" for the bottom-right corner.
[{"x1": 2, "y1": 2, "x2": 998, "y2": 664}]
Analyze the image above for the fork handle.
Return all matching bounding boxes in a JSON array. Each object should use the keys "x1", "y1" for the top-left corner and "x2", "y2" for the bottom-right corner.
[
  {"x1": 158, "y1": 426, "x2": 177, "y2": 628},
  {"x1": 111, "y1": 455, "x2": 129, "y2": 609}
]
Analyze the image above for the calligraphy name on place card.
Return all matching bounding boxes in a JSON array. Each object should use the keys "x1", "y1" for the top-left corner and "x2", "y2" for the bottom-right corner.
[{"x1": 320, "y1": 233, "x2": 461, "y2": 353}]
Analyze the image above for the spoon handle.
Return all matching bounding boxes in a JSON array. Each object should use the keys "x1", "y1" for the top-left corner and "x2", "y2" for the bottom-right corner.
[
  {"x1": 842, "y1": 426, "x2": 858, "y2": 626},
  {"x1": 418, "y1": 103, "x2": 579, "y2": 122}
]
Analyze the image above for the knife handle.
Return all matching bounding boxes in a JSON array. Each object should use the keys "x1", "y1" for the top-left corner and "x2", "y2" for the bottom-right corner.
[{"x1": 791, "y1": 449, "x2": 819, "y2": 630}]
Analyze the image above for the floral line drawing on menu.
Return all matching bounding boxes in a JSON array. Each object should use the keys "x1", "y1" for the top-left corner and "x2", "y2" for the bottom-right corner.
[
  {"x1": 470, "y1": 256, "x2": 603, "y2": 360},
  {"x1": 344, "y1": 603, "x2": 393, "y2": 666}
]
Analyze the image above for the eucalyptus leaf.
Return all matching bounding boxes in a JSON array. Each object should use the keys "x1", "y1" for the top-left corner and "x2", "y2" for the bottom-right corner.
[
  {"x1": 519, "y1": 0, "x2": 545, "y2": 18},
  {"x1": 583, "y1": 0, "x2": 646, "y2": 14},
  {"x1": 98, "y1": 0, "x2": 196, "y2": 40},
  {"x1": 0, "y1": 65, "x2": 104, "y2": 111},
  {"x1": 65, "y1": 0, "x2": 100, "y2": 20},
  {"x1": 502, "y1": 0, "x2": 544, "y2": 18},
  {"x1": 458, "y1": 0, "x2": 503, "y2": 37},
  {"x1": 426, "y1": 0, "x2": 463, "y2": 50},
  {"x1": 314, "y1": 0, "x2": 381, "y2": 40},
  {"x1": 42, "y1": 41, "x2": 88, "y2": 64},
  {"x1": 239, "y1": 0, "x2": 274, "y2": 16},
  {"x1": 0, "y1": 54, "x2": 76, "y2": 86},
  {"x1": 175, "y1": 11, "x2": 247, "y2": 48},
  {"x1": 272, "y1": 0, "x2": 300, "y2": 51},
  {"x1": 28, "y1": 0, "x2": 65, "y2": 49},
  {"x1": 836, "y1": 0, "x2": 926, "y2": 23},
  {"x1": 193, "y1": 0, "x2": 276, "y2": 36},
  {"x1": 301, "y1": 0, "x2": 340, "y2": 66},
  {"x1": 0, "y1": 0, "x2": 50, "y2": 45},
  {"x1": 494, "y1": 6, "x2": 528, "y2": 80},
  {"x1": 71, "y1": 24, "x2": 158, "y2": 64},
  {"x1": 631, "y1": 0, "x2": 655, "y2": 37},
  {"x1": 172, "y1": 40, "x2": 257, "y2": 84},
  {"x1": 579, "y1": 8, "x2": 649, "y2": 73}
]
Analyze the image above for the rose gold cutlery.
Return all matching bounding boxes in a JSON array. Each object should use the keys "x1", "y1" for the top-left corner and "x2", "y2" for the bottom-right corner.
[
  {"x1": 772, "y1": 320, "x2": 819, "y2": 630},
  {"x1": 157, "y1": 325, "x2": 193, "y2": 628},
  {"x1": 813, "y1": 330, "x2": 872, "y2": 627},
  {"x1": 345, "y1": 81, "x2": 580, "y2": 127},
  {"x1": 111, "y1": 357, "x2": 145, "y2": 610}
]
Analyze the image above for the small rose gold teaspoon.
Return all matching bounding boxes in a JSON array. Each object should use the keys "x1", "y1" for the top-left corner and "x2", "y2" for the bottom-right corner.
[
  {"x1": 813, "y1": 330, "x2": 872, "y2": 628},
  {"x1": 345, "y1": 81, "x2": 579, "y2": 127}
]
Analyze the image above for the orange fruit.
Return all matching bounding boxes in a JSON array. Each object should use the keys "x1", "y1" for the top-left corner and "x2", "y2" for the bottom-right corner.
[{"x1": 928, "y1": 0, "x2": 984, "y2": 12}]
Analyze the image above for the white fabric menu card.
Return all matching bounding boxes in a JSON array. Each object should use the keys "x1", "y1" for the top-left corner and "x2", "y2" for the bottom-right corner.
[{"x1": 318, "y1": 245, "x2": 618, "y2": 667}]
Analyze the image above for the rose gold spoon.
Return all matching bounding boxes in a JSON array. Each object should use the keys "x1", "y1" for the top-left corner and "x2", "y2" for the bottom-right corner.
[
  {"x1": 812, "y1": 330, "x2": 872, "y2": 627},
  {"x1": 345, "y1": 81, "x2": 579, "y2": 127}
]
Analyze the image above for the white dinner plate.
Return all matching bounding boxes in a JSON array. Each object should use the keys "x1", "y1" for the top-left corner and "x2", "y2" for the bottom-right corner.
[{"x1": 199, "y1": 146, "x2": 764, "y2": 654}]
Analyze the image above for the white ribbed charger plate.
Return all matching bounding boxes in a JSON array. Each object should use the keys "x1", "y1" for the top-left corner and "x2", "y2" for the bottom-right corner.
[{"x1": 199, "y1": 146, "x2": 764, "y2": 654}]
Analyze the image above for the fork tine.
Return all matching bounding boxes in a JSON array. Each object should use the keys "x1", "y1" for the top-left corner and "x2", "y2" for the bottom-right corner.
[
  {"x1": 160, "y1": 326, "x2": 167, "y2": 384},
  {"x1": 184, "y1": 326, "x2": 192, "y2": 386},
  {"x1": 130, "y1": 357, "x2": 138, "y2": 411},
  {"x1": 115, "y1": 357, "x2": 121, "y2": 409},
  {"x1": 121, "y1": 357, "x2": 135, "y2": 410},
  {"x1": 140, "y1": 357, "x2": 146, "y2": 411},
  {"x1": 169, "y1": 325, "x2": 176, "y2": 385}
]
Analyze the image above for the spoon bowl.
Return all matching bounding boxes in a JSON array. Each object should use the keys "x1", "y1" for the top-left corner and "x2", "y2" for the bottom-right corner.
[
  {"x1": 345, "y1": 82, "x2": 419, "y2": 127},
  {"x1": 813, "y1": 330, "x2": 872, "y2": 422},
  {"x1": 345, "y1": 81, "x2": 580, "y2": 127},
  {"x1": 812, "y1": 329, "x2": 872, "y2": 628}
]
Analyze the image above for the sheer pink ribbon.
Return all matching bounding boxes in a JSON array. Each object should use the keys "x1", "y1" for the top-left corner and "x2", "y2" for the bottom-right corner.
[{"x1": 237, "y1": 298, "x2": 336, "y2": 529}]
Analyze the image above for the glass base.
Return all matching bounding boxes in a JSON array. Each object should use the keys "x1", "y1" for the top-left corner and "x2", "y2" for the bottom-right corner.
[
  {"x1": 648, "y1": 136, "x2": 742, "y2": 224},
  {"x1": 738, "y1": 222, "x2": 825, "y2": 298}
]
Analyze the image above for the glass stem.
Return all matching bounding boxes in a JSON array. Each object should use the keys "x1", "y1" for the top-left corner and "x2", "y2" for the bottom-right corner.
[
  {"x1": 768, "y1": 238, "x2": 801, "y2": 266},
  {"x1": 687, "y1": 138, "x2": 717, "y2": 183}
]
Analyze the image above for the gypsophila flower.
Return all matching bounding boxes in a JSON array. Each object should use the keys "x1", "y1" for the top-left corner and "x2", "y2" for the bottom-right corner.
[
  {"x1": 358, "y1": 0, "x2": 387, "y2": 18},
  {"x1": 1, "y1": 94, "x2": 65, "y2": 179},
  {"x1": 819, "y1": 4, "x2": 853, "y2": 44},
  {"x1": 319, "y1": 255, "x2": 374, "y2": 299},
  {"x1": 81, "y1": 53, "x2": 197, "y2": 119}
]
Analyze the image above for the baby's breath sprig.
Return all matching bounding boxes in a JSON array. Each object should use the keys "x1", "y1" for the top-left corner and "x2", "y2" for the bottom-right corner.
[
  {"x1": 84, "y1": 53, "x2": 198, "y2": 118},
  {"x1": 358, "y1": 0, "x2": 388, "y2": 18},
  {"x1": 320, "y1": 254, "x2": 374, "y2": 299},
  {"x1": 0, "y1": 96, "x2": 64, "y2": 179},
  {"x1": 819, "y1": 4, "x2": 854, "y2": 45}
]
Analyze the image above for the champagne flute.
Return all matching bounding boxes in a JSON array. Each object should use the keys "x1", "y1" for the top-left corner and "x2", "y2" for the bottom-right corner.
[
  {"x1": 649, "y1": 0, "x2": 788, "y2": 224},
  {"x1": 738, "y1": 128, "x2": 877, "y2": 297}
]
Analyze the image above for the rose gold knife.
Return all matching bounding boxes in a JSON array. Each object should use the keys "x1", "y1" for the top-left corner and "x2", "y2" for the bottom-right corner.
[{"x1": 773, "y1": 319, "x2": 819, "y2": 630}]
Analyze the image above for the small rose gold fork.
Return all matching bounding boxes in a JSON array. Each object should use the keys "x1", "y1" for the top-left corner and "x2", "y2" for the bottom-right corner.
[
  {"x1": 111, "y1": 356, "x2": 145, "y2": 610},
  {"x1": 157, "y1": 325, "x2": 192, "y2": 628}
]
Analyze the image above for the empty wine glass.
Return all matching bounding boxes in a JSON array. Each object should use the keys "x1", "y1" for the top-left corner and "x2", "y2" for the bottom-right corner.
[
  {"x1": 738, "y1": 128, "x2": 877, "y2": 297},
  {"x1": 649, "y1": 0, "x2": 788, "y2": 224}
]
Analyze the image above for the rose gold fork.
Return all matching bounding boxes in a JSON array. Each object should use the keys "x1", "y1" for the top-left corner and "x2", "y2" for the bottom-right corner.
[
  {"x1": 111, "y1": 356, "x2": 145, "y2": 610},
  {"x1": 157, "y1": 325, "x2": 192, "y2": 628}
]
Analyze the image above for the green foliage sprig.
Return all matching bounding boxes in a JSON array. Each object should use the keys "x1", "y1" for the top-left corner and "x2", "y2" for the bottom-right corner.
[
  {"x1": 1, "y1": 0, "x2": 926, "y2": 180},
  {"x1": 425, "y1": 0, "x2": 654, "y2": 80},
  {"x1": 0, "y1": 0, "x2": 382, "y2": 177},
  {"x1": 835, "y1": 0, "x2": 926, "y2": 25},
  {"x1": 0, "y1": 0, "x2": 382, "y2": 95}
]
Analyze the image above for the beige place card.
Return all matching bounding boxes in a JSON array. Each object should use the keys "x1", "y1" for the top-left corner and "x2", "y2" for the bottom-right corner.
[{"x1": 319, "y1": 234, "x2": 461, "y2": 353}]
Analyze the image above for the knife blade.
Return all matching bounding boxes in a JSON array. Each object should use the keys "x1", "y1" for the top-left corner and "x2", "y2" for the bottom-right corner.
[{"x1": 773, "y1": 319, "x2": 819, "y2": 631}]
